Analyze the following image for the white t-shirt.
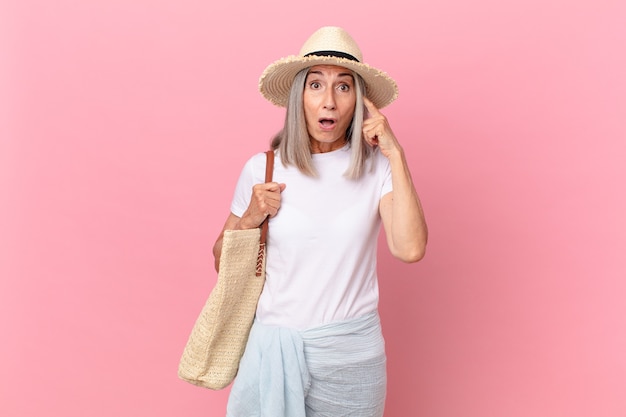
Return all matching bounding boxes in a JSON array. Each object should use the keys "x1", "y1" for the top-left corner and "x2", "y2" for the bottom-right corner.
[{"x1": 230, "y1": 145, "x2": 393, "y2": 330}]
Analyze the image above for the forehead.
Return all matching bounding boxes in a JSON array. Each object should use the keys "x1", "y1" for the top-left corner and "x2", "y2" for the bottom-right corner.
[{"x1": 307, "y1": 65, "x2": 353, "y2": 78}]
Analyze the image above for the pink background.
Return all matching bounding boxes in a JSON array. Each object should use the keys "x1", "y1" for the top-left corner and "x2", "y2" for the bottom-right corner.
[{"x1": 2, "y1": 0, "x2": 625, "y2": 416}]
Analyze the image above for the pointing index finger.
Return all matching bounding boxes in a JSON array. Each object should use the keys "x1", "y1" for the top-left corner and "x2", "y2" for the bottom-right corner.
[{"x1": 363, "y1": 96, "x2": 381, "y2": 117}]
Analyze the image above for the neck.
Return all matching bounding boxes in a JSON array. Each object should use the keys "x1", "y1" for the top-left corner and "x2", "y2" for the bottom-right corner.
[{"x1": 310, "y1": 138, "x2": 346, "y2": 154}]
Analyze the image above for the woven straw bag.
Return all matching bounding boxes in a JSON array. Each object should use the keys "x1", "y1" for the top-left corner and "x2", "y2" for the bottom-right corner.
[{"x1": 178, "y1": 150, "x2": 274, "y2": 390}]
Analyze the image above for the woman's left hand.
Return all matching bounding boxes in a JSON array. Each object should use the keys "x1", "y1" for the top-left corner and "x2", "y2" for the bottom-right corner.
[
  {"x1": 363, "y1": 96, "x2": 428, "y2": 262},
  {"x1": 362, "y1": 97, "x2": 401, "y2": 158}
]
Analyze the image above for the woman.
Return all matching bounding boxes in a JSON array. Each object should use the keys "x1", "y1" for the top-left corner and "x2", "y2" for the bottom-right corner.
[{"x1": 213, "y1": 26, "x2": 427, "y2": 417}]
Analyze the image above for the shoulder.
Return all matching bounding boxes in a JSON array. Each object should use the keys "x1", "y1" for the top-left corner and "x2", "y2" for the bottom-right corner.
[
  {"x1": 244, "y1": 151, "x2": 269, "y2": 166},
  {"x1": 240, "y1": 150, "x2": 272, "y2": 170},
  {"x1": 239, "y1": 150, "x2": 275, "y2": 181}
]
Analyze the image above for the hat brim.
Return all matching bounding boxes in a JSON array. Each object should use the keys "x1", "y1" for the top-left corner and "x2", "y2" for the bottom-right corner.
[{"x1": 258, "y1": 55, "x2": 398, "y2": 109}]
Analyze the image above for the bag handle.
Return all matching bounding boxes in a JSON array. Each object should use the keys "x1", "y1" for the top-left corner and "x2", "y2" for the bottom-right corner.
[{"x1": 259, "y1": 150, "x2": 274, "y2": 246}]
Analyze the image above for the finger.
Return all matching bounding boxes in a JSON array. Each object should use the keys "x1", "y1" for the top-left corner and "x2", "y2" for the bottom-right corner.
[
  {"x1": 259, "y1": 182, "x2": 279, "y2": 192},
  {"x1": 362, "y1": 129, "x2": 379, "y2": 147},
  {"x1": 263, "y1": 184, "x2": 286, "y2": 215},
  {"x1": 265, "y1": 192, "x2": 282, "y2": 207},
  {"x1": 363, "y1": 96, "x2": 381, "y2": 118},
  {"x1": 262, "y1": 182, "x2": 287, "y2": 193},
  {"x1": 264, "y1": 199, "x2": 281, "y2": 217},
  {"x1": 263, "y1": 184, "x2": 286, "y2": 205},
  {"x1": 363, "y1": 121, "x2": 383, "y2": 139}
]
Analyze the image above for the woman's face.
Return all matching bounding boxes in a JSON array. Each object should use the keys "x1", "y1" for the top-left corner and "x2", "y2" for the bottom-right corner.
[{"x1": 303, "y1": 65, "x2": 356, "y2": 151}]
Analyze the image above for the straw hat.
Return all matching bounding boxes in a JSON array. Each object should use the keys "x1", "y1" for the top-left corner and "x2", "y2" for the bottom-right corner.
[{"x1": 259, "y1": 26, "x2": 398, "y2": 109}]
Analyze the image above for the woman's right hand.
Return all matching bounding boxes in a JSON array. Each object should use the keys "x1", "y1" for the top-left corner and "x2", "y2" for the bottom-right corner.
[
  {"x1": 213, "y1": 182, "x2": 286, "y2": 271},
  {"x1": 239, "y1": 182, "x2": 287, "y2": 229}
]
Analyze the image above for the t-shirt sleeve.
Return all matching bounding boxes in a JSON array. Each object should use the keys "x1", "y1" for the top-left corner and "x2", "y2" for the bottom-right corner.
[{"x1": 230, "y1": 152, "x2": 266, "y2": 217}]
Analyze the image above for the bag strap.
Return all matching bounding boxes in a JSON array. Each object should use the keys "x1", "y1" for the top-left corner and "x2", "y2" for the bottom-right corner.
[{"x1": 259, "y1": 150, "x2": 274, "y2": 246}]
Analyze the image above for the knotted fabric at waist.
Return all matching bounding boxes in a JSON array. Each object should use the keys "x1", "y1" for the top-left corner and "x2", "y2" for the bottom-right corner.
[{"x1": 226, "y1": 311, "x2": 386, "y2": 417}]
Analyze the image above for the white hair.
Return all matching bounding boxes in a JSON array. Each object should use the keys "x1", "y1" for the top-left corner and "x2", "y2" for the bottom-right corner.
[{"x1": 270, "y1": 67, "x2": 374, "y2": 179}]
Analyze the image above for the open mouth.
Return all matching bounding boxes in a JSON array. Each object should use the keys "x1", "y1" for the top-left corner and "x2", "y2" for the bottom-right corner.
[{"x1": 319, "y1": 118, "x2": 337, "y2": 129}]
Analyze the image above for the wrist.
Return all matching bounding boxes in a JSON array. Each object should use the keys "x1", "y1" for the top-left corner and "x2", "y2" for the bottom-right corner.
[
  {"x1": 239, "y1": 209, "x2": 269, "y2": 229},
  {"x1": 386, "y1": 145, "x2": 405, "y2": 163},
  {"x1": 236, "y1": 214, "x2": 258, "y2": 230}
]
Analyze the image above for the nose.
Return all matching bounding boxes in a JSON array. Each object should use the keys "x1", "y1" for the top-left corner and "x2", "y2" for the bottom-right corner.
[{"x1": 323, "y1": 89, "x2": 336, "y2": 110}]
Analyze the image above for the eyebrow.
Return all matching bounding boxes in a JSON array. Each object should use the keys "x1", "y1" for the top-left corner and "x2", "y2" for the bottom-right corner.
[{"x1": 307, "y1": 70, "x2": 354, "y2": 79}]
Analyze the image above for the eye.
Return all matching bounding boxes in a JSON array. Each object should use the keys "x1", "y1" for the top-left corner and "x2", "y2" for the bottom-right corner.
[
  {"x1": 309, "y1": 81, "x2": 321, "y2": 89},
  {"x1": 337, "y1": 83, "x2": 351, "y2": 92}
]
